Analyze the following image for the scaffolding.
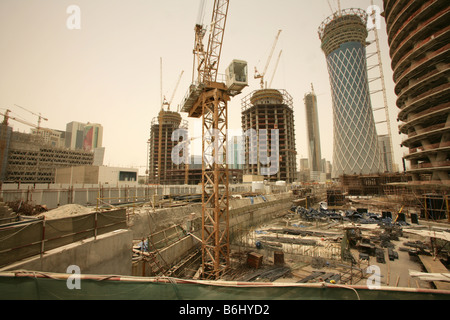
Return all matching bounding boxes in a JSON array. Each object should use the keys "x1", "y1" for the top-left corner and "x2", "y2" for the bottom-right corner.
[
  {"x1": 318, "y1": 8, "x2": 368, "y2": 56},
  {"x1": 366, "y1": 1, "x2": 396, "y2": 173}
]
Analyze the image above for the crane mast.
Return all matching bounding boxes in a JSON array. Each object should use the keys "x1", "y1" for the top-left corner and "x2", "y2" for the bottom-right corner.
[{"x1": 180, "y1": 0, "x2": 247, "y2": 280}]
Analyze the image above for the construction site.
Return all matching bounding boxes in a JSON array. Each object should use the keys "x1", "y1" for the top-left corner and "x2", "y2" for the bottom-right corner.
[{"x1": 0, "y1": 0, "x2": 449, "y2": 302}]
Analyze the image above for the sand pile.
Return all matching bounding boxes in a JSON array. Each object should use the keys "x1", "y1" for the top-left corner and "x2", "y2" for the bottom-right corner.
[{"x1": 37, "y1": 204, "x2": 94, "y2": 220}]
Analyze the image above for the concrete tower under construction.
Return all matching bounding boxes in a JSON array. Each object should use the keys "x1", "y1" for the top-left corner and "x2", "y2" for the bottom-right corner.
[
  {"x1": 304, "y1": 85, "x2": 322, "y2": 179},
  {"x1": 319, "y1": 8, "x2": 384, "y2": 178},
  {"x1": 383, "y1": 0, "x2": 450, "y2": 184},
  {"x1": 241, "y1": 89, "x2": 297, "y2": 183},
  {"x1": 149, "y1": 109, "x2": 188, "y2": 184}
]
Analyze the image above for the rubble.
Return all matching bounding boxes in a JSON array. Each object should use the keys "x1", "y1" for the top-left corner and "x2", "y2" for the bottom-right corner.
[{"x1": 229, "y1": 202, "x2": 449, "y2": 289}]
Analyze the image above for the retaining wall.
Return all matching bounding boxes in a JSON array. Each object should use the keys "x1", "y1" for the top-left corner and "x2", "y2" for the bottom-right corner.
[
  {"x1": 131, "y1": 193, "x2": 295, "y2": 275},
  {"x1": 0, "y1": 229, "x2": 133, "y2": 275}
]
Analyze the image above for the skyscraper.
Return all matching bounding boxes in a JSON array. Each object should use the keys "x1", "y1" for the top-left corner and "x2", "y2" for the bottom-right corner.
[
  {"x1": 241, "y1": 89, "x2": 297, "y2": 183},
  {"x1": 65, "y1": 121, "x2": 103, "y2": 152},
  {"x1": 378, "y1": 134, "x2": 394, "y2": 173},
  {"x1": 383, "y1": 0, "x2": 449, "y2": 183},
  {"x1": 304, "y1": 85, "x2": 322, "y2": 174},
  {"x1": 148, "y1": 109, "x2": 187, "y2": 184},
  {"x1": 319, "y1": 9, "x2": 384, "y2": 178}
]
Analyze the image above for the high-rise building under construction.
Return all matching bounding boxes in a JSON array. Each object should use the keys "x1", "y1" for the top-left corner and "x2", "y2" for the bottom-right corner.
[
  {"x1": 148, "y1": 109, "x2": 188, "y2": 184},
  {"x1": 241, "y1": 89, "x2": 297, "y2": 183},
  {"x1": 319, "y1": 9, "x2": 384, "y2": 178},
  {"x1": 383, "y1": 0, "x2": 449, "y2": 184},
  {"x1": 304, "y1": 86, "x2": 322, "y2": 175}
]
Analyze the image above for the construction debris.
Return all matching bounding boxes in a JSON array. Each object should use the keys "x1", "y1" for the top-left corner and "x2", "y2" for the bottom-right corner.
[
  {"x1": 247, "y1": 252, "x2": 264, "y2": 269},
  {"x1": 36, "y1": 204, "x2": 93, "y2": 219},
  {"x1": 7, "y1": 200, "x2": 47, "y2": 216},
  {"x1": 238, "y1": 265, "x2": 291, "y2": 282}
]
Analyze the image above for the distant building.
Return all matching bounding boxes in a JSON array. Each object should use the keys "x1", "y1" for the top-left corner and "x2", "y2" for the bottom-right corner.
[
  {"x1": 65, "y1": 121, "x2": 85, "y2": 150},
  {"x1": 65, "y1": 121, "x2": 103, "y2": 152},
  {"x1": 304, "y1": 87, "x2": 322, "y2": 173},
  {"x1": 30, "y1": 128, "x2": 66, "y2": 149},
  {"x1": 378, "y1": 135, "x2": 394, "y2": 172},
  {"x1": 83, "y1": 123, "x2": 103, "y2": 152},
  {"x1": 300, "y1": 158, "x2": 309, "y2": 171},
  {"x1": 299, "y1": 158, "x2": 310, "y2": 182},
  {"x1": 228, "y1": 135, "x2": 245, "y2": 170},
  {"x1": 55, "y1": 165, "x2": 138, "y2": 186},
  {"x1": 0, "y1": 125, "x2": 94, "y2": 183}
]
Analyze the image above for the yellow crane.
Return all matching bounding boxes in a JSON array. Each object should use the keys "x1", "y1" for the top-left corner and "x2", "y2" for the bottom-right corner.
[
  {"x1": 13, "y1": 104, "x2": 48, "y2": 133},
  {"x1": 180, "y1": 0, "x2": 248, "y2": 280},
  {"x1": 254, "y1": 29, "x2": 282, "y2": 89},
  {"x1": 162, "y1": 70, "x2": 184, "y2": 111},
  {"x1": 268, "y1": 49, "x2": 283, "y2": 89},
  {"x1": 1, "y1": 109, "x2": 53, "y2": 134}
]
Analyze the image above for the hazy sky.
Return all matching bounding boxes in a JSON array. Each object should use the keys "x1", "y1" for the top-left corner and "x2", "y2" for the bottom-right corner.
[{"x1": 0, "y1": 0, "x2": 404, "y2": 175}]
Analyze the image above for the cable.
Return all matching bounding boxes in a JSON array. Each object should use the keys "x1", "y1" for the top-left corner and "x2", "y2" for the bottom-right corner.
[{"x1": 328, "y1": 283, "x2": 361, "y2": 300}]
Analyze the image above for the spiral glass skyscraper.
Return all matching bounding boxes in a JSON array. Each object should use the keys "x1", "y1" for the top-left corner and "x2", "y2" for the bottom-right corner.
[{"x1": 319, "y1": 9, "x2": 384, "y2": 178}]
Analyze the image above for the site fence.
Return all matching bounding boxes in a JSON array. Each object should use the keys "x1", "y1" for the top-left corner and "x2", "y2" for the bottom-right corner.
[
  {"x1": 0, "y1": 184, "x2": 202, "y2": 210},
  {"x1": 0, "y1": 183, "x2": 287, "y2": 210},
  {"x1": 0, "y1": 208, "x2": 127, "y2": 268}
]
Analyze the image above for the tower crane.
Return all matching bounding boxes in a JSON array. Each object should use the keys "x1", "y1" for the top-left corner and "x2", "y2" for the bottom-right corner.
[
  {"x1": 1, "y1": 109, "x2": 53, "y2": 134},
  {"x1": 162, "y1": 70, "x2": 184, "y2": 111},
  {"x1": 179, "y1": 0, "x2": 248, "y2": 280},
  {"x1": 268, "y1": 50, "x2": 283, "y2": 89},
  {"x1": 254, "y1": 29, "x2": 282, "y2": 89},
  {"x1": 13, "y1": 104, "x2": 48, "y2": 132}
]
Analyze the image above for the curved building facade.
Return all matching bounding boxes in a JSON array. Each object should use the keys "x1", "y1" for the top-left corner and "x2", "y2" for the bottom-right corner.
[
  {"x1": 383, "y1": 0, "x2": 450, "y2": 184},
  {"x1": 319, "y1": 9, "x2": 384, "y2": 178}
]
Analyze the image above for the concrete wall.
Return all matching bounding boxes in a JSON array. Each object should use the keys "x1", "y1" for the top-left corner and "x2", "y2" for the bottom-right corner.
[
  {"x1": 130, "y1": 193, "x2": 295, "y2": 274},
  {"x1": 129, "y1": 203, "x2": 202, "y2": 240},
  {"x1": 98, "y1": 166, "x2": 138, "y2": 186},
  {"x1": 0, "y1": 229, "x2": 133, "y2": 276},
  {"x1": 56, "y1": 166, "x2": 100, "y2": 184},
  {"x1": 0, "y1": 184, "x2": 164, "y2": 209}
]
